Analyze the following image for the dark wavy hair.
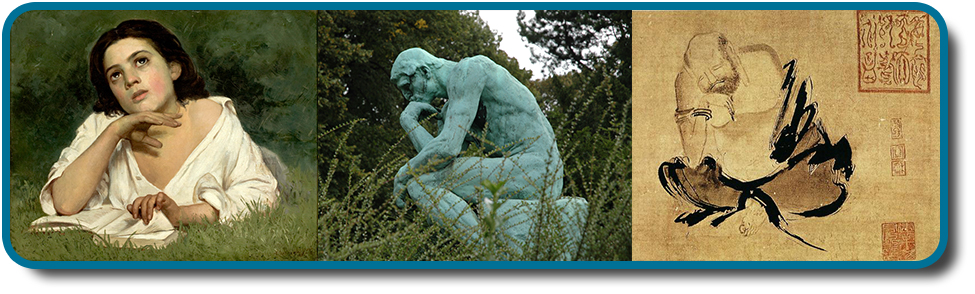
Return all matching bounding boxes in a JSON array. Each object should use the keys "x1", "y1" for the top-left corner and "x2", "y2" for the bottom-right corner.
[{"x1": 89, "y1": 19, "x2": 209, "y2": 116}]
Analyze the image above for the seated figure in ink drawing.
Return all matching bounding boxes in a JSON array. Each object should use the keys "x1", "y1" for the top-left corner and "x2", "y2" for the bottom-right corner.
[
  {"x1": 35, "y1": 20, "x2": 279, "y2": 239},
  {"x1": 391, "y1": 48, "x2": 586, "y2": 258},
  {"x1": 659, "y1": 33, "x2": 854, "y2": 250}
]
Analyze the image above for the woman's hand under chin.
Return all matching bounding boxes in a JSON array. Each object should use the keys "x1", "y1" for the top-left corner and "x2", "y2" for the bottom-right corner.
[{"x1": 110, "y1": 111, "x2": 183, "y2": 148}]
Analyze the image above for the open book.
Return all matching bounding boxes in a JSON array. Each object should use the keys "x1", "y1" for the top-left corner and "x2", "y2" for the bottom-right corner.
[{"x1": 30, "y1": 207, "x2": 182, "y2": 248}]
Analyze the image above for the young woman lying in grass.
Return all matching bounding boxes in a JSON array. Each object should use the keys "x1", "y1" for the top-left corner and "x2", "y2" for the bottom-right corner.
[{"x1": 40, "y1": 19, "x2": 278, "y2": 228}]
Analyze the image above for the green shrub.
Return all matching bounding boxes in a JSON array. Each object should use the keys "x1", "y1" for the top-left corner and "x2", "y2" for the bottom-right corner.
[{"x1": 317, "y1": 95, "x2": 631, "y2": 261}]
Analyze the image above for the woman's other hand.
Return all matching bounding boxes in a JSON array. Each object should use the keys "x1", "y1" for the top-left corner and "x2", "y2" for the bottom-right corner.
[
  {"x1": 126, "y1": 192, "x2": 179, "y2": 225},
  {"x1": 152, "y1": 192, "x2": 181, "y2": 225},
  {"x1": 110, "y1": 112, "x2": 182, "y2": 148}
]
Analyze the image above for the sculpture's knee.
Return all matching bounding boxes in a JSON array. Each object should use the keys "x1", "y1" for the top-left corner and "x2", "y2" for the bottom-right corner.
[
  {"x1": 524, "y1": 163, "x2": 564, "y2": 200},
  {"x1": 396, "y1": 164, "x2": 409, "y2": 177},
  {"x1": 545, "y1": 179, "x2": 564, "y2": 199}
]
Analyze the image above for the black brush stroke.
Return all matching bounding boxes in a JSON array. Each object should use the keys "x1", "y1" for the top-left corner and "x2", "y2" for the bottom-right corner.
[{"x1": 658, "y1": 59, "x2": 853, "y2": 251}]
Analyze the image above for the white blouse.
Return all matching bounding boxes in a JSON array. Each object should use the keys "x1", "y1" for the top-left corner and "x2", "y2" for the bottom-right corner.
[{"x1": 39, "y1": 96, "x2": 278, "y2": 224}]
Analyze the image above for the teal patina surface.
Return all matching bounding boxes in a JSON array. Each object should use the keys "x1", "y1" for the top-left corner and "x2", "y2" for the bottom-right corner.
[{"x1": 390, "y1": 48, "x2": 586, "y2": 260}]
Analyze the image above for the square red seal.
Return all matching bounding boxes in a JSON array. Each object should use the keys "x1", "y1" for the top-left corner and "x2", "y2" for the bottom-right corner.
[
  {"x1": 891, "y1": 160, "x2": 907, "y2": 177},
  {"x1": 882, "y1": 222, "x2": 916, "y2": 261},
  {"x1": 857, "y1": 11, "x2": 930, "y2": 93},
  {"x1": 891, "y1": 118, "x2": 903, "y2": 139},
  {"x1": 890, "y1": 144, "x2": 907, "y2": 160}
]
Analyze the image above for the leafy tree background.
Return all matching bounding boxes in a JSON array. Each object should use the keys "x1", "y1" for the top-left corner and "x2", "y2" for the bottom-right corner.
[
  {"x1": 520, "y1": 11, "x2": 633, "y2": 259},
  {"x1": 318, "y1": 10, "x2": 631, "y2": 260},
  {"x1": 10, "y1": 11, "x2": 317, "y2": 185}
]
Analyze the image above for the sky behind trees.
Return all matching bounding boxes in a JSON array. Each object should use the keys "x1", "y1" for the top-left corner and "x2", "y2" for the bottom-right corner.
[{"x1": 477, "y1": 10, "x2": 545, "y2": 79}]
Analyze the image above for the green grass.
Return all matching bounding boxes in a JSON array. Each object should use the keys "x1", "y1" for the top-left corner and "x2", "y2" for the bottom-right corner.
[{"x1": 8, "y1": 167, "x2": 317, "y2": 261}]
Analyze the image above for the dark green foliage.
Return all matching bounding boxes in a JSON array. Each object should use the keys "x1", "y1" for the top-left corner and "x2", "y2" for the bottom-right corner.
[
  {"x1": 8, "y1": 11, "x2": 317, "y2": 260},
  {"x1": 521, "y1": 10, "x2": 633, "y2": 260},
  {"x1": 524, "y1": 10, "x2": 631, "y2": 134},
  {"x1": 518, "y1": 11, "x2": 631, "y2": 73}
]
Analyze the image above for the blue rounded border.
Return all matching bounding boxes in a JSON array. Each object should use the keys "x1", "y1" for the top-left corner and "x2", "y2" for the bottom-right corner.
[{"x1": 2, "y1": 2, "x2": 948, "y2": 269}]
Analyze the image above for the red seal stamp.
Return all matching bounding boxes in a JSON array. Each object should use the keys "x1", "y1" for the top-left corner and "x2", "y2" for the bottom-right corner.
[
  {"x1": 890, "y1": 144, "x2": 906, "y2": 160},
  {"x1": 891, "y1": 160, "x2": 907, "y2": 177},
  {"x1": 891, "y1": 118, "x2": 903, "y2": 139},
  {"x1": 882, "y1": 222, "x2": 916, "y2": 260},
  {"x1": 857, "y1": 11, "x2": 930, "y2": 93}
]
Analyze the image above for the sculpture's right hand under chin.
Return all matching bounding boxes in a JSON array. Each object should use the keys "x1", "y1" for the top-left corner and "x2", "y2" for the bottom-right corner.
[{"x1": 401, "y1": 102, "x2": 439, "y2": 123}]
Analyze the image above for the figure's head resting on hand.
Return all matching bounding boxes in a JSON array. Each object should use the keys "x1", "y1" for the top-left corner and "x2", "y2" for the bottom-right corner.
[
  {"x1": 89, "y1": 19, "x2": 209, "y2": 116},
  {"x1": 683, "y1": 32, "x2": 742, "y2": 96},
  {"x1": 390, "y1": 48, "x2": 449, "y2": 104}
]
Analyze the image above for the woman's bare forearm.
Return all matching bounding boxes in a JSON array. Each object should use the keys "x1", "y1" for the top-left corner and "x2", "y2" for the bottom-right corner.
[
  {"x1": 166, "y1": 203, "x2": 218, "y2": 227},
  {"x1": 50, "y1": 124, "x2": 122, "y2": 215}
]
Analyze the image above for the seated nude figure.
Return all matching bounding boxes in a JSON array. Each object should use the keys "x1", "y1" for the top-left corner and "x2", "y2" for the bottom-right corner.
[
  {"x1": 660, "y1": 33, "x2": 854, "y2": 250},
  {"x1": 390, "y1": 48, "x2": 569, "y2": 247}
]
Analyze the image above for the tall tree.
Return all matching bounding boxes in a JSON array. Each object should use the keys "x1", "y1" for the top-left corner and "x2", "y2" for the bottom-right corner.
[
  {"x1": 519, "y1": 10, "x2": 633, "y2": 260},
  {"x1": 518, "y1": 11, "x2": 631, "y2": 73},
  {"x1": 518, "y1": 10, "x2": 631, "y2": 133}
]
